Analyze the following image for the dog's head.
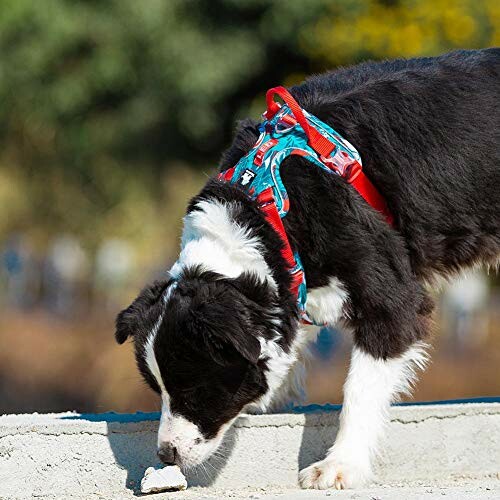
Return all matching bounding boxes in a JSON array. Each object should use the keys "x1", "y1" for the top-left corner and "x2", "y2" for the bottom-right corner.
[{"x1": 115, "y1": 266, "x2": 283, "y2": 468}]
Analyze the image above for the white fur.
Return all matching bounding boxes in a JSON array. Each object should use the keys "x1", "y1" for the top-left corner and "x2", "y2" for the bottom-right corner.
[
  {"x1": 306, "y1": 277, "x2": 349, "y2": 324},
  {"x1": 252, "y1": 335, "x2": 297, "y2": 411},
  {"x1": 170, "y1": 200, "x2": 276, "y2": 288},
  {"x1": 262, "y1": 324, "x2": 320, "y2": 411},
  {"x1": 144, "y1": 331, "x2": 167, "y2": 394},
  {"x1": 299, "y1": 342, "x2": 429, "y2": 489},
  {"x1": 248, "y1": 324, "x2": 320, "y2": 412},
  {"x1": 157, "y1": 405, "x2": 229, "y2": 467},
  {"x1": 158, "y1": 410, "x2": 198, "y2": 450},
  {"x1": 144, "y1": 285, "x2": 176, "y2": 395}
]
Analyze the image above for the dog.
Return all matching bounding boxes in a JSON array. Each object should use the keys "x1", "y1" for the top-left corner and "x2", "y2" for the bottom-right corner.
[{"x1": 115, "y1": 48, "x2": 499, "y2": 489}]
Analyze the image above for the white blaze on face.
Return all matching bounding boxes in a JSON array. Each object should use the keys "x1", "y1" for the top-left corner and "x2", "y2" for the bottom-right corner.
[
  {"x1": 148, "y1": 346, "x2": 226, "y2": 466},
  {"x1": 144, "y1": 283, "x2": 175, "y2": 395},
  {"x1": 157, "y1": 404, "x2": 228, "y2": 467}
]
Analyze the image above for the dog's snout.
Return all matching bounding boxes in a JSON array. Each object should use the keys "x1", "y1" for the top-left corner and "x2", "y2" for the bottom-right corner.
[{"x1": 158, "y1": 443, "x2": 178, "y2": 465}]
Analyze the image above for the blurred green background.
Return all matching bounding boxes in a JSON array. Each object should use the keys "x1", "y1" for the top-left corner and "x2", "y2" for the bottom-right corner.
[{"x1": 0, "y1": 0, "x2": 499, "y2": 414}]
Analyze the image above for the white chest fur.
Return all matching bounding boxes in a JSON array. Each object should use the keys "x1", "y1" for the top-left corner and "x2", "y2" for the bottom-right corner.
[{"x1": 306, "y1": 277, "x2": 349, "y2": 325}]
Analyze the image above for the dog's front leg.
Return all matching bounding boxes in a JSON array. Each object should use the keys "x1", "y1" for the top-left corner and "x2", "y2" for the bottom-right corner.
[{"x1": 299, "y1": 342, "x2": 428, "y2": 489}]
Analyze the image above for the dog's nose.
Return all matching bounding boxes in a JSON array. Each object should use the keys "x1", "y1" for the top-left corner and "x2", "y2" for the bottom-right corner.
[{"x1": 157, "y1": 444, "x2": 178, "y2": 465}]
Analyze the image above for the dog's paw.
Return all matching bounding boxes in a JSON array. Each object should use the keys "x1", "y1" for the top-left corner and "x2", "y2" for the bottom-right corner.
[{"x1": 298, "y1": 457, "x2": 371, "y2": 490}]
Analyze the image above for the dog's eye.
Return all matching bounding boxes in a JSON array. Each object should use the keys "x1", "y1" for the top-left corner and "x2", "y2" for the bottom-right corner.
[
  {"x1": 178, "y1": 384, "x2": 203, "y2": 395},
  {"x1": 171, "y1": 378, "x2": 204, "y2": 395}
]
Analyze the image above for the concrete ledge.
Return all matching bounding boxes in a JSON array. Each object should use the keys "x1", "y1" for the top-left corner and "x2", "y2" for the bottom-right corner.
[{"x1": 1, "y1": 402, "x2": 499, "y2": 499}]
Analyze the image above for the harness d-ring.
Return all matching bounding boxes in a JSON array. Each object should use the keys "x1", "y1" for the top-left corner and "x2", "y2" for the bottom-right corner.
[{"x1": 265, "y1": 86, "x2": 336, "y2": 157}]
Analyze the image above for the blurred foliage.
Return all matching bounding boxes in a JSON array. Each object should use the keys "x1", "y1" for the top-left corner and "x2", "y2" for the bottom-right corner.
[
  {"x1": 302, "y1": 0, "x2": 499, "y2": 64},
  {"x1": 0, "y1": 0, "x2": 497, "y2": 259},
  {"x1": 0, "y1": 0, "x2": 331, "y2": 252},
  {"x1": 0, "y1": 0, "x2": 331, "y2": 164}
]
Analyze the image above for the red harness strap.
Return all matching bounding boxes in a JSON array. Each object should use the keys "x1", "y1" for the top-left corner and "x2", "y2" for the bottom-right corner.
[
  {"x1": 256, "y1": 187, "x2": 295, "y2": 266},
  {"x1": 256, "y1": 187, "x2": 304, "y2": 299},
  {"x1": 347, "y1": 162, "x2": 394, "y2": 225},
  {"x1": 265, "y1": 86, "x2": 394, "y2": 226}
]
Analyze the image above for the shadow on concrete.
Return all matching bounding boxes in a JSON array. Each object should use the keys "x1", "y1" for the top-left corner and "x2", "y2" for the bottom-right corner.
[
  {"x1": 61, "y1": 412, "x2": 236, "y2": 495},
  {"x1": 186, "y1": 426, "x2": 236, "y2": 487},
  {"x1": 295, "y1": 404, "x2": 341, "y2": 473}
]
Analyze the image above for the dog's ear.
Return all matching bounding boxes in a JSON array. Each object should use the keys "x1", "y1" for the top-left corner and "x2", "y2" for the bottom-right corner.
[
  {"x1": 204, "y1": 322, "x2": 262, "y2": 366},
  {"x1": 114, "y1": 279, "x2": 172, "y2": 344},
  {"x1": 115, "y1": 303, "x2": 138, "y2": 344},
  {"x1": 226, "y1": 272, "x2": 276, "y2": 309},
  {"x1": 218, "y1": 323, "x2": 262, "y2": 365},
  {"x1": 182, "y1": 280, "x2": 262, "y2": 365},
  {"x1": 196, "y1": 306, "x2": 262, "y2": 365}
]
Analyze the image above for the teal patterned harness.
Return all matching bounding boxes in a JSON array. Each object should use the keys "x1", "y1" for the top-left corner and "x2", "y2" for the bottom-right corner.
[{"x1": 219, "y1": 87, "x2": 392, "y2": 324}]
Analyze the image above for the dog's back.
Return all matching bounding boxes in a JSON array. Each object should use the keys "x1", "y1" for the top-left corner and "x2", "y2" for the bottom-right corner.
[{"x1": 290, "y1": 48, "x2": 500, "y2": 279}]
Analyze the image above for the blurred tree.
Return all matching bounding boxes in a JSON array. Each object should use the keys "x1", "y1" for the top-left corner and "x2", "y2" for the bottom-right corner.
[
  {"x1": 302, "y1": 0, "x2": 499, "y2": 66},
  {"x1": 0, "y1": 0, "x2": 497, "y2": 254},
  {"x1": 0, "y1": 0, "x2": 331, "y2": 168},
  {"x1": 0, "y1": 0, "x2": 331, "y2": 248}
]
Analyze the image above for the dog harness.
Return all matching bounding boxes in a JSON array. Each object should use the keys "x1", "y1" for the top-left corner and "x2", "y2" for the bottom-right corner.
[{"x1": 219, "y1": 87, "x2": 393, "y2": 324}]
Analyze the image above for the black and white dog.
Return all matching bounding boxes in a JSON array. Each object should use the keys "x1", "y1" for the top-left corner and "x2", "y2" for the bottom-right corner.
[{"x1": 115, "y1": 48, "x2": 499, "y2": 489}]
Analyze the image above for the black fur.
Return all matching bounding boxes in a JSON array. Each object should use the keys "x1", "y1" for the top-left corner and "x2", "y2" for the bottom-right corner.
[
  {"x1": 210, "y1": 47, "x2": 499, "y2": 358},
  {"x1": 116, "y1": 48, "x2": 499, "y2": 443}
]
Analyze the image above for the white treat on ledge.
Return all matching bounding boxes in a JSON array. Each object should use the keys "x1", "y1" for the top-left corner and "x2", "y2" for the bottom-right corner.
[{"x1": 140, "y1": 465, "x2": 188, "y2": 494}]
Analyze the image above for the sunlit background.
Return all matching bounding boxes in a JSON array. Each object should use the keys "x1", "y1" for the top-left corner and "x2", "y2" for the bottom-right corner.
[{"x1": 0, "y1": 0, "x2": 499, "y2": 414}]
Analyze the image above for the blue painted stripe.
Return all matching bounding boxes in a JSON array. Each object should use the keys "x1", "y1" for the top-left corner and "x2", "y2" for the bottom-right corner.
[
  {"x1": 291, "y1": 396, "x2": 500, "y2": 414},
  {"x1": 59, "y1": 397, "x2": 500, "y2": 422}
]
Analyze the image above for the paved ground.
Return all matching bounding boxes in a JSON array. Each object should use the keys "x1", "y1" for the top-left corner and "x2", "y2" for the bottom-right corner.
[
  {"x1": 32, "y1": 479, "x2": 500, "y2": 500},
  {"x1": 144, "y1": 479, "x2": 500, "y2": 500},
  {"x1": 1, "y1": 404, "x2": 499, "y2": 499}
]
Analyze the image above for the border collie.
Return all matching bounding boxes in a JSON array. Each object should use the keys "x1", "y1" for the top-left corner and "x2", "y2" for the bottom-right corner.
[{"x1": 115, "y1": 48, "x2": 499, "y2": 489}]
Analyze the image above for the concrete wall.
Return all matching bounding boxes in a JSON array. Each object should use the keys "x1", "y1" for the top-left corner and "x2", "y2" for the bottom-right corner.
[{"x1": 1, "y1": 402, "x2": 499, "y2": 499}]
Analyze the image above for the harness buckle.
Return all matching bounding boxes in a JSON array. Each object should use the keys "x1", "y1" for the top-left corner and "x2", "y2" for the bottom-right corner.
[
  {"x1": 320, "y1": 149, "x2": 362, "y2": 183},
  {"x1": 344, "y1": 161, "x2": 363, "y2": 184}
]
